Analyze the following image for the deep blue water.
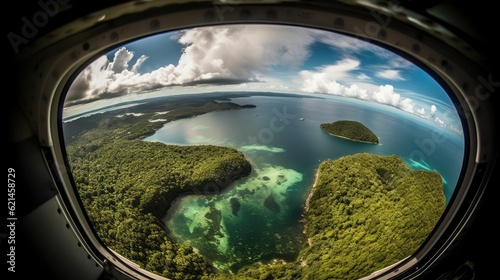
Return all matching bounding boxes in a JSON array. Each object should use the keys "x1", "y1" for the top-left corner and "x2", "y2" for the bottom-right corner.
[{"x1": 143, "y1": 93, "x2": 465, "y2": 271}]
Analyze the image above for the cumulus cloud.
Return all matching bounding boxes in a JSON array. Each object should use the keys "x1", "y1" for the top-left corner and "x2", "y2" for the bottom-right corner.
[
  {"x1": 65, "y1": 24, "x2": 416, "y2": 107},
  {"x1": 65, "y1": 25, "x2": 315, "y2": 104},
  {"x1": 109, "y1": 48, "x2": 134, "y2": 73},
  {"x1": 299, "y1": 66, "x2": 457, "y2": 132},
  {"x1": 300, "y1": 59, "x2": 373, "y2": 100},
  {"x1": 300, "y1": 63, "x2": 415, "y2": 112},
  {"x1": 177, "y1": 26, "x2": 314, "y2": 80},
  {"x1": 428, "y1": 104, "x2": 445, "y2": 126},
  {"x1": 430, "y1": 104, "x2": 437, "y2": 116},
  {"x1": 62, "y1": 25, "x2": 457, "y2": 133},
  {"x1": 65, "y1": 56, "x2": 113, "y2": 102},
  {"x1": 371, "y1": 85, "x2": 414, "y2": 113},
  {"x1": 417, "y1": 107, "x2": 426, "y2": 116},
  {"x1": 300, "y1": 59, "x2": 359, "y2": 90}
]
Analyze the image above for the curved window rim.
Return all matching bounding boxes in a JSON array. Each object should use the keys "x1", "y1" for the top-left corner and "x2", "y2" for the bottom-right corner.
[{"x1": 17, "y1": 2, "x2": 491, "y2": 280}]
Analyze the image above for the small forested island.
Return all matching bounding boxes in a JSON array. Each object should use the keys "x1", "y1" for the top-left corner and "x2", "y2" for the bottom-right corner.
[{"x1": 320, "y1": 120, "x2": 379, "y2": 144}]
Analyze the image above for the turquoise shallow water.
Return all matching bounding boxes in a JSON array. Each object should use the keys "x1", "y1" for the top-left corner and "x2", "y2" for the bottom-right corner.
[{"x1": 144, "y1": 92, "x2": 464, "y2": 272}]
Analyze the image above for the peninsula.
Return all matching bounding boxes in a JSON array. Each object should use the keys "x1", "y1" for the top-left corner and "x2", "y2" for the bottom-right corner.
[
  {"x1": 64, "y1": 99, "x2": 255, "y2": 279},
  {"x1": 320, "y1": 120, "x2": 379, "y2": 144}
]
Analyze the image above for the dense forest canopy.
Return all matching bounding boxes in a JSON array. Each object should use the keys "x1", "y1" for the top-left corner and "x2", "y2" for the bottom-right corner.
[
  {"x1": 299, "y1": 153, "x2": 445, "y2": 279},
  {"x1": 64, "y1": 98, "x2": 445, "y2": 280},
  {"x1": 65, "y1": 101, "x2": 254, "y2": 279},
  {"x1": 320, "y1": 120, "x2": 379, "y2": 144}
]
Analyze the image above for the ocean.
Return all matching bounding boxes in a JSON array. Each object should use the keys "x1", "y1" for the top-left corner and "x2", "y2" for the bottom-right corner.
[{"x1": 143, "y1": 92, "x2": 465, "y2": 271}]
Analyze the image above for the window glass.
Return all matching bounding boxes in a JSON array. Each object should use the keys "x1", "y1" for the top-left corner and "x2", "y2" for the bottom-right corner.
[{"x1": 62, "y1": 24, "x2": 465, "y2": 280}]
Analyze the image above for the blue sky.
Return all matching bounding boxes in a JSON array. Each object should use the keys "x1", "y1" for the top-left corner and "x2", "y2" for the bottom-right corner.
[{"x1": 64, "y1": 24, "x2": 463, "y2": 135}]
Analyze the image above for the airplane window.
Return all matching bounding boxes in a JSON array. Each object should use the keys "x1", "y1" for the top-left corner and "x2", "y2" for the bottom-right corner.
[{"x1": 61, "y1": 24, "x2": 465, "y2": 280}]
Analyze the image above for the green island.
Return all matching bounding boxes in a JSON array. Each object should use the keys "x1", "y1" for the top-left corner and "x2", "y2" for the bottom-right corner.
[
  {"x1": 65, "y1": 99, "x2": 445, "y2": 280},
  {"x1": 320, "y1": 120, "x2": 379, "y2": 144}
]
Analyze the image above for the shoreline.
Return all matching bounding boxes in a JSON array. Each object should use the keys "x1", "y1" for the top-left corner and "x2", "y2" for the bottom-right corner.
[
  {"x1": 161, "y1": 168, "x2": 254, "y2": 223},
  {"x1": 304, "y1": 165, "x2": 321, "y2": 214},
  {"x1": 301, "y1": 164, "x2": 322, "y2": 245},
  {"x1": 321, "y1": 128, "x2": 379, "y2": 145}
]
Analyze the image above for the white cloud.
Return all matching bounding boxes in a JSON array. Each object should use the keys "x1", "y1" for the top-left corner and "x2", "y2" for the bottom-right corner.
[
  {"x1": 66, "y1": 25, "x2": 315, "y2": 104},
  {"x1": 434, "y1": 116, "x2": 444, "y2": 126},
  {"x1": 417, "y1": 107, "x2": 426, "y2": 116},
  {"x1": 299, "y1": 68, "x2": 459, "y2": 133},
  {"x1": 428, "y1": 104, "x2": 446, "y2": 126},
  {"x1": 108, "y1": 47, "x2": 134, "y2": 73},
  {"x1": 316, "y1": 31, "x2": 379, "y2": 53},
  {"x1": 62, "y1": 25, "x2": 459, "y2": 134},
  {"x1": 65, "y1": 56, "x2": 113, "y2": 102},
  {"x1": 372, "y1": 85, "x2": 414, "y2": 113},
  {"x1": 430, "y1": 104, "x2": 437, "y2": 116},
  {"x1": 356, "y1": 73, "x2": 371, "y2": 80},
  {"x1": 300, "y1": 63, "x2": 413, "y2": 112},
  {"x1": 237, "y1": 75, "x2": 293, "y2": 92},
  {"x1": 315, "y1": 31, "x2": 414, "y2": 69},
  {"x1": 299, "y1": 58, "x2": 361, "y2": 94},
  {"x1": 315, "y1": 31, "x2": 414, "y2": 84},
  {"x1": 173, "y1": 25, "x2": 314, "y2": 83},
  {"x1": 131, "y1": 55, "x2": 148, "y2": 73},
  {"x1": 376, "y1": 69, "x2": 405, "y2": 80}
]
